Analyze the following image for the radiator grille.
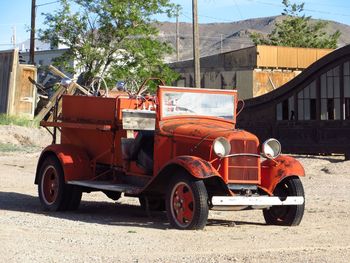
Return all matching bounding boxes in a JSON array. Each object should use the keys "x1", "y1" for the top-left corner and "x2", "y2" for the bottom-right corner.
[{"x1": 228, "y1": 140, "x2": 259, "y2": 183}]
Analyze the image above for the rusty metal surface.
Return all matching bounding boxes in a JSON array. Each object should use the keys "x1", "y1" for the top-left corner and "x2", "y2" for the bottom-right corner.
[
  {"x1": 253, "y1": 70, "x2": 299, "y2": 97},
  {"x1": 260, "y1": 156, "x2": 305, "y2": 195},
  {"x1": 170, "y1": 156, "x2": 221, "y2": 179}
]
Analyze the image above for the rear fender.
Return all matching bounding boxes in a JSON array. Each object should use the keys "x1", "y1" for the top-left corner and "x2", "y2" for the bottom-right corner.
[
  {"x1": 35, "y1": 144, "x2": 93, "y2": 184},
  {"x1": 260, "y1": 155, "x2": 305, "y2": 195}
]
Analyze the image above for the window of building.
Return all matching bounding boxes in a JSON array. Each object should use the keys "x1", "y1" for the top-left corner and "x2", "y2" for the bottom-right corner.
[
  {"x1": 344, "y1": 62, "x2": 350, "y2": 120},
  {"x1": 177, "y1": 78, "x2": 186, "y2": 87},
  {"x1": 276, "y1": 96, "x2": 295, "y2": 120},
  {"x1": 320, "y1": 66, "x2": 341, "y2": 120},
  {"x1": 189, "y1": 75, "x2": 194, "y2": 87},
  {"x1": 297, "y1": 81, "x2": 317, "y2": 120}
]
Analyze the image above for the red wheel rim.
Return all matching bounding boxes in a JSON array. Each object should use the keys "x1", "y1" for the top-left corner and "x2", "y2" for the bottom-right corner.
[
  {"x1": 41, "y1": 166, "x2": 59, "y2": 205},
  {"x1": 171, "y1": 182, "x2": 194, "y2": 227}
]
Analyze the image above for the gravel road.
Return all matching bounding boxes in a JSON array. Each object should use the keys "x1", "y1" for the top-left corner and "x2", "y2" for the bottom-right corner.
[{"x1": 1, "y1": 150, "x2": 349, "y2": 262}]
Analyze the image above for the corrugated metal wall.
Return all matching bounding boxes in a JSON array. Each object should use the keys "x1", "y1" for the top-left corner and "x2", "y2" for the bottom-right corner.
[{"x1": 256, "y1": 45, "x2": 333, "y2": 69}]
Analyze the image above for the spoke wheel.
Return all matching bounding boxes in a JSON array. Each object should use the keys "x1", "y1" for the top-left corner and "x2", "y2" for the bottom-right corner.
[
  {"x1": 166, "y1": 172, "x2": 209, "y2": 230},
  {"x1": 38, "y1": 156, "x2": 82, "y2": 211},
  {"x1": 41, "y1": 166, "x2": 59, "y2": 205},
  {"x1": 171, "y1": 183, "x2": 194, "y2": 226},
  {"x1": 263, "y1": 176, "x2": 305, "y2": 226}
]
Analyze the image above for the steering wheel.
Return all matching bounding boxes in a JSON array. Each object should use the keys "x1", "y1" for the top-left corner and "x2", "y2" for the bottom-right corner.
[
  {"x1": 88, "y1": 77, "x2": 109, "y2": 97},
  {"x1": 136, "y1": 77, "x2": 165, "y2": 96}
]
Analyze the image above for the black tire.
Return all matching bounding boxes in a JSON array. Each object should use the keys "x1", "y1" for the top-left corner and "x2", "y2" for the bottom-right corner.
[
  {"x1": 166, "y1": 171, "x2": 209, "y2": 230},
  {"x1": 103, "y1": 191, "x2": 122, "y2": 201},
  {"x1": 263, "y1": 176, "x2": 305, "y2": 226},
  {"x1": 139, "y1": 196, "x2": 165, "y2": 211},
  {"x1": 66, "y1": 185, "x2": 82, "y2": 211},
  {"x1": 38, "y1": 156, "x2": 82, "y2": 211}
]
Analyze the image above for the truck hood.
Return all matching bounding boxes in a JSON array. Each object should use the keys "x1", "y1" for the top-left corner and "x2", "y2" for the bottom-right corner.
[{"x1": 159, "y1": 118, "x2": 258, "y2": 143}]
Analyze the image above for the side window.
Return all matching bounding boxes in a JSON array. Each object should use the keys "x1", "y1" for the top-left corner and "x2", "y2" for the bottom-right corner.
[
  {"x1": 297, "y1": 81, "x2": 316, "y2": 120},
  {"x1": 344, "y1": 62, "x2": 350, "y2": 120},
  {"x1": 321, "y1": 66, "x2": 341, "y2": 120}
]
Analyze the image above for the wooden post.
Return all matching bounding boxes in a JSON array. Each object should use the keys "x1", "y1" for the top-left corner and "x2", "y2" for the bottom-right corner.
[
  {"x1": 29, "y1": 0, "x2": 36, "y2": 65},
  {"x1": 192, "y1": 0, "x2": 201, "y2": 88},
  {"x1": 176, "y1": 8, "x2": 180, "y2": 62}
]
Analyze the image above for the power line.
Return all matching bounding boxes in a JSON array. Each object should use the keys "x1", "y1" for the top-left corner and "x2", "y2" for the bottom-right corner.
[
  {"x1": 36, "y1": 0, "x2": 60, "y2": 7},
  {"x1": 53, "y1": 0, "x2": 340, "y2": 23},
  {"x1": 233, "y1": 0, "x2": 244, "y2": 21},
  {"x1": 183, "y1": 0, "x2": 350, "y2": 23},
  {"x1": 0, "y1": 23, "x2": 26, "y2": 26},
  {"x1": 182, "y1": 11, "x2": 233, "y2": 23},
  {"x1": 246, "y1": 0, "x2": 350, "y2": 18},
  {"x1": 159, "y1": 33, "x2": 252, "y2": 43}
]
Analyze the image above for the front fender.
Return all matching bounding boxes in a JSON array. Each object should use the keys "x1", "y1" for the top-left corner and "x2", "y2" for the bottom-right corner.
[
  {"x1": 167, "y1": 155, "x2": 221, "y2": 179},
  {"x1": 35, "y1": 144, "x2": 93, "y2": 184},
  {"x1": 260, "y1": 155, "x2": 305, "y2": 195},
  {"x1": 143, "y1": 155, "x2": 227, "y2": 195}
]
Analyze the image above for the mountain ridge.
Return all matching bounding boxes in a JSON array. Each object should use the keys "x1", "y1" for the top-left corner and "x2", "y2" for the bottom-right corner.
[{"x1": 156, "y1": 15, "x2": 350, "y2": 62}]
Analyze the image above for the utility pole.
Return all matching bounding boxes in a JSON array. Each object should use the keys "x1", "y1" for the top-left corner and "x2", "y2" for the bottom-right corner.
[
  {"x1": 220, "y1": 34, "x2": 223, "y2": 53},
  {"x1": 11, "y1": 26, "x2": 16, "y2": 49},
  {"x1": 29, "y1": 0, "x2": 36, "y2": 65},
  {"x1": 176, "y1": 9, "x2": 180, "y2": 62},
  {"x1": 192, "y1": 0, "x2": 200, "y2": 88}
]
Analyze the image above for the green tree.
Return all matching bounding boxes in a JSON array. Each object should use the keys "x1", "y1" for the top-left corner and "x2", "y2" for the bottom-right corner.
[
  {"x1": 250, "y1": 0, "x2": 341, "y2": 48},
  {"x1": 39, "y1": 0, "x2": 179, "y2": 88}
]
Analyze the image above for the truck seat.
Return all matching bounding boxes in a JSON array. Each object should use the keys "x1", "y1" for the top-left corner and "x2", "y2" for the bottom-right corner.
[{"x1": 129, "y1": 131, "x2": 154, "y2": 173}]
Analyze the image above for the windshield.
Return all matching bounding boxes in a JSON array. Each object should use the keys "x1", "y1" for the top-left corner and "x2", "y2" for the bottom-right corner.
[{"x1": 162, "y1": 91, "x2": 235, "y2": 120}]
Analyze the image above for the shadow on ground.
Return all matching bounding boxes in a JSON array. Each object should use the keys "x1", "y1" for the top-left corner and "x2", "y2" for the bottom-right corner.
[
  {"x1": 289, "y1": 154, "x2": 345, "y2": 163},
  {"x1": 0, "y1": 191, "x2": 265, "y2": 229}
]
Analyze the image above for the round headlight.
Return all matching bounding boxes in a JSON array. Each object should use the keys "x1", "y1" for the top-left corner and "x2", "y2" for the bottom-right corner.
[
  {"x1": 213, "y1": 137, "x2": 231, "y2": 157},
  {"x1": 262, "y1": 138, "x2": 281, "y2": 159}
]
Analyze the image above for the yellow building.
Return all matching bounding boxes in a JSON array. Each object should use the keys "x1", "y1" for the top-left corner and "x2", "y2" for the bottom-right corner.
[{"x1": 170, "y1": 45, "x2": 333, "y2": 99}]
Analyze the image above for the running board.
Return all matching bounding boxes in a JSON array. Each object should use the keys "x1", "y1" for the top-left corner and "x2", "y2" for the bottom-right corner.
[
  {"x1": 67, "y1": 180, "x2": 143, "y2": 195},
  {"x1": 211, "y1": 196, "x2": 304, "y2": 206}
]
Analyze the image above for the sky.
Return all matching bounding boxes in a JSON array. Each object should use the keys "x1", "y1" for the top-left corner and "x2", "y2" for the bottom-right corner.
[{"x1": 1, "y1": 0, "x2": 350, "y2": 51}]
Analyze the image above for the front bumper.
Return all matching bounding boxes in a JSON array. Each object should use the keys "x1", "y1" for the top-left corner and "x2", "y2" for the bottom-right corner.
[{"x1": 212, "y1": 196, "x2": 304, "y2": 207}]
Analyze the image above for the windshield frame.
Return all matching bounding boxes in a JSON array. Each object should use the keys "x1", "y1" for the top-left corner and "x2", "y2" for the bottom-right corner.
[{"x1": 157, "y1": 86, "x2": 237, "y2": 123}]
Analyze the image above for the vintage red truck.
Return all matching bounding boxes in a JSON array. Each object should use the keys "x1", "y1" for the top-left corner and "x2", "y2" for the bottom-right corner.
[{"x1": 36, "y1": 83, "x2": 305, "y2": 230}]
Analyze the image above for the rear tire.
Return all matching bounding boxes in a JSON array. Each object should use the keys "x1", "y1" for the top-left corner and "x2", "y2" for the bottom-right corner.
[
  {"x1": 139, "y1": 196, "x2": 165, "y2": 211},
  {"x1": 263, "y1": 176, "x2": 305, "y2": 226},
  {"x1": 38, "y1": 156, "x2": 82, "y2": 211},
  {"x1": 103, "y1": 191, "x2": 122, "y2": 201},
  {"x1": 166, "y1": 171, "x2": 209, "y2": 230}
]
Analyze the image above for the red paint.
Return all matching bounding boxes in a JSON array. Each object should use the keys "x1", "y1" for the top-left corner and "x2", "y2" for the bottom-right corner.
[
  {"x1": 38, "y1": 85, "x2": 305, "y2": 198},
  {"x1": 261, "y1": 155, "x2": 305, "y2": 195},
  {"x1": 38, "y1": 144, "x2": 93, "y2": 182}
]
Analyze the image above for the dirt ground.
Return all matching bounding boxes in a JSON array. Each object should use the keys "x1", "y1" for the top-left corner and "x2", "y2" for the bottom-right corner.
[{"x1": 0, "y1": 126, "x2": 350, "y2": 262}]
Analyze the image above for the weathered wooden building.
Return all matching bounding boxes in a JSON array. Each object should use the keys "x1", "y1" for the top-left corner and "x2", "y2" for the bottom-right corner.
[
  {"x1": 0, "y1": 49, "x2": 37, "y2": 118},
  {"x1": 170, "y1": 45, "x2": 333, "y2": 99},
  {"x1": 237, "y1": 44, "x2": 350, "y2": 158}
]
